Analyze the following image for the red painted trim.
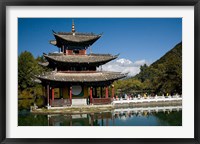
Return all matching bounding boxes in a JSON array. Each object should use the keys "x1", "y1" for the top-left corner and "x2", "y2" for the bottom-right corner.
[
  {"x1": 66, "y1": 49, "x2": 86, "y2": 55},
  {"x1": 47, "y1": 85, "x2": 49, "y2": 106},
  {"x1": 52, "y1": 87, "x2": 54, "y2": 101},
  {"x1": 66, "y1": 50, "x2": 73, "y2": 55},
  {"x1": 79, "y1": 50, "x2": 86, "y2": 55}
]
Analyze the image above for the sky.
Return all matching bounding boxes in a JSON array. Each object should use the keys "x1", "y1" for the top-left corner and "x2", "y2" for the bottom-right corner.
[{"x1": 18, "y1": 18, "x2": 182, "y2": 76}]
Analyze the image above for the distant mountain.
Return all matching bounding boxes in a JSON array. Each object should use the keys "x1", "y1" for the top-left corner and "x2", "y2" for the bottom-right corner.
[
  {"x1": 114, "y1": 42, "x2": 182, "y2": 95},
  {"x1": 116, "y1": 58, "x2": 133, "y2": 65},
  {"x1": 100, "y1": 58, "x2": 148, "y2": 77}
]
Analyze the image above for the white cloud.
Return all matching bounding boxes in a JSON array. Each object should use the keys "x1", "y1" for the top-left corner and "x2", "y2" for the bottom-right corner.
[
  {"x1": 134, "y1": 59, "x2": 146, "y2": 66},
  {"x1": 98, "y1": 58, "x2": 150, "y2": 77}
]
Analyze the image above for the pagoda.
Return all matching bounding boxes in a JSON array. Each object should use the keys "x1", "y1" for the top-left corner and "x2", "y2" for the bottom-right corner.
[{"x1": 37, "y1": 21, "x2": 126, "y2": 107}]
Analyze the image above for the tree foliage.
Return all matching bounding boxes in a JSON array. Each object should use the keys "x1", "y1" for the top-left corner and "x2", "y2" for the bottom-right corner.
[
  {"x1": 18, "y1": 51, "x2": 49, "y2": 109},
  {"x1": 18, "y1": 51, "x2": 39, "y2": 90}
]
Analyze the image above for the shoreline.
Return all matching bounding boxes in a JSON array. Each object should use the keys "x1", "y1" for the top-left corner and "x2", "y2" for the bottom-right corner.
[{"x1": 31, "y1": 100, "x2": 182, "y2": 114}]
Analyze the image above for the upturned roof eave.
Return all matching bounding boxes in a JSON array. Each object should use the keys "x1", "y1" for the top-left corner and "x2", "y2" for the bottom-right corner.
[
  {"x1": 36, "y1": 73, "x2": 126, "y2": 83},
  {"x1": 53, "y1": 32, "x2": 101, "y2": 43},
  {"x1": 43, "y1": 54, "x2": 118, "y2": 64}
]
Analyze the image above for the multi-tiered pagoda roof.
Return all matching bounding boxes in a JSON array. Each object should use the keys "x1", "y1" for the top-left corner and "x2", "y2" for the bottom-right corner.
[
  {"x1": 37, "y1": 20, "x2": 127, "y2": 106},
  {"x1": 37, "y1": 21, "x2": 126, "y2": 86},
  {"x1": 37, "y1": 71, "x2": 126, "y2": 86},
  {"x1": 39, "y1": 53, "x2": 119, "y2": 68},
  {"x1": 35, "y1": 20, "x2": 127, "y2": 107},
  {"x1": 50, "y1": 32, "x2": 101, "y2": 49}
]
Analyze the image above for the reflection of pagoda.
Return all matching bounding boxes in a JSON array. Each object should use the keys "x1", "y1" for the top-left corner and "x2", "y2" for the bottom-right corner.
[
  {"x1": 37, "y1": 21, "x2": 126, "y2": 107},
  {"x1": 48, "y1": 113, "x2": 113, "y2": 126}
]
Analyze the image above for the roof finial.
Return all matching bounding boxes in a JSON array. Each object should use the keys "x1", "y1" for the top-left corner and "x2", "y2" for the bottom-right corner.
[{"x1": 72, "y1": 19, "x2": 75, "y2": 34}]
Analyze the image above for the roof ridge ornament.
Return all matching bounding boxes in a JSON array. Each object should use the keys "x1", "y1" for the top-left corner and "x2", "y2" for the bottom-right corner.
[{"x1": 72, "y1": 19, "x2": 75, "y2": 35}]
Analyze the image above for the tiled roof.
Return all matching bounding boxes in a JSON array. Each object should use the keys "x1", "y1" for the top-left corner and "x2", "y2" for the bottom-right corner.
[
  {"x1": 37, "y1": 71, "x2": 127, "y2": 82},
  {"x1": 43, "y1": 53, "x2": 118, "y2": 64},
  {"x1": 54, "y1": 32, "x2": 101, "y2": 43}
]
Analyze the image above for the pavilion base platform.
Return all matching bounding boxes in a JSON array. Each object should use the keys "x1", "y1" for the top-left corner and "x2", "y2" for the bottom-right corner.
[
  {"x1": 31, "y1": 98, "x2": 182, "y2": 114},
  {"x1": 31, "y1": 104, "x2": 114, "y2": 114}
]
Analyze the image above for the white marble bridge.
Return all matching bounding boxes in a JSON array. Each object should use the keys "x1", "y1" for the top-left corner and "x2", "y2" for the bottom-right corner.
[
  {"x1": 112, "y1": 95, "x2": 182, "y2": 105},
  {"x1": 113, "y1": 105, "x2": 182, "y2": 114}
]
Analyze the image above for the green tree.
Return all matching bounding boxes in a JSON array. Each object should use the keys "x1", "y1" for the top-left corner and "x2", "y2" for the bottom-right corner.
[
  {"x1": 18, "y1": 51, "x2": 40, "y2": 91},
  {"x1": 138, "y1": 64, "x2": 149, "y2": 82}
]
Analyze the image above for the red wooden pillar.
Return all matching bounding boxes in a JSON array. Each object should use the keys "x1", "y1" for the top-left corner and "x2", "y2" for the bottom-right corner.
[
  {"x1": 111, "y1": 85, "x2": 115, "y2": 98},
  {"x1": 90, "y1": 87, "x2": 93, "y2": 104},
  {"x1": 70, "y1": 87, "x2": 72, "y2": 105},
  {"x1": 47, "y1": 85, "x2": 50, "y2": 106},
  {"x1": 52, "y1": 87, "x2": 55, "y2": 101},
  {"x1": 105, "y1": 86, "x2": 109, "y2": 98}
]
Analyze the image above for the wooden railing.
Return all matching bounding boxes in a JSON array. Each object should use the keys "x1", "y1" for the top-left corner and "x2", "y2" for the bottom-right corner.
[
  {"x1": 50, "y1": 99, "x2": 71, "y2": 107},
  {"x1": 92, "y1": 98, "x2": 112, "y2": 105},
  {"x1": 50, "y1": 98, "x2": 113, "y2": 106}
]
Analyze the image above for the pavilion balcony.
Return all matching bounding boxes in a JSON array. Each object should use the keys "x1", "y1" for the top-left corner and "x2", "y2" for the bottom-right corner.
[
  {"x1": 49, "y1": 98, "x2": 113, "y2": 107},
  {"x1": 50, "y1": 99, "x2": 71, "y2": 107}
]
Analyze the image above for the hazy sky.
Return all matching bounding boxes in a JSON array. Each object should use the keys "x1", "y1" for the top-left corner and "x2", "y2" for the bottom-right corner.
[{"x1": 18, "y1": 18, "x2": 182, "y2": 64}]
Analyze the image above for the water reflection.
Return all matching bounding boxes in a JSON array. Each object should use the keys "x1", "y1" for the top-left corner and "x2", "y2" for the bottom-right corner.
[{"x1": 18, "y1": 105, "x2": 182, "y2": 126}]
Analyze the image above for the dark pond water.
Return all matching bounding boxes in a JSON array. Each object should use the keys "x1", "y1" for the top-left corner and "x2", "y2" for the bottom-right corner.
[{"x1": 18, "y1": 106, "x2": 182, "y2": 126}]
